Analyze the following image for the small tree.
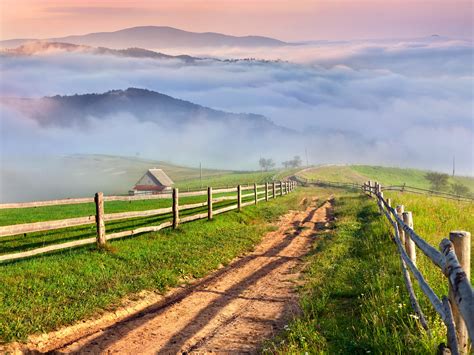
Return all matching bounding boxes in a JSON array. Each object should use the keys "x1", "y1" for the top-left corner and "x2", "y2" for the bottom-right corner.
[
  {"x1": 282, "y1": 156, "x2": 302, "y2": 169},
  {"x1": 259, "y1": 158, "x2": 275, "y2": 171},
  {"x1": 425, "y1": 172, "x2": 449, "y2": 191},
  {"x1": 292, "y1": 155, "x2": 302, "y2": 168},
  {"x1": 451, "y1": 182, "x2": 470, "y2": 196}
]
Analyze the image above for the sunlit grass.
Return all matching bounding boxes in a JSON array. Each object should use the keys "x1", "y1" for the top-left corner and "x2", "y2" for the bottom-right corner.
[
  {"x1": 267, "y1": 191, "x2": 445, "y2": 353},
  {"x1": 0, "y1": 188, "x2": 308, "y2": 343}
]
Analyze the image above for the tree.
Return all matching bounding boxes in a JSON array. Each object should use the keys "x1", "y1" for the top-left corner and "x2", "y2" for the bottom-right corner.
[
  {"x1": 425, "y1": 172, "x2": 449, "y2": 191},
  {"x1": 259, "y1": 158, "x2": 275, "y2": 171},
  {"x1": 451, "y1": 182, "x2": 470, "y2": 196},
  {"x1": 282, "y1": 156, "x2": 303, "y2": 169},
  {"x1": 292, "y1": 155, "x2": 302, "y2": 168}
]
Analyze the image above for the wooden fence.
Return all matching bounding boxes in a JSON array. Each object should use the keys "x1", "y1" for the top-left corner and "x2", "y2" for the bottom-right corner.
[
  {"x1": 299, "y1": 176, "x2": 473, "y2": 353},
  {"x1": 0, "y1": 180, "x2": 297, "y2": 263},
  {"x1": 362, "y1": 181, "x2": 473, "y2": 355}
]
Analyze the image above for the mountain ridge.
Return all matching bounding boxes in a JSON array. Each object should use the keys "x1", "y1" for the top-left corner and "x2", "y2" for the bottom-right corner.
[
  {"x1": 1, "y1": 87, "x2": 291, "y2": 134},
  {"x1": 0, "y1": 26, "x2": 288, "y2": 49},
  {"x1": 1, "y1": 41, "x2": 200, "y2": 62}
]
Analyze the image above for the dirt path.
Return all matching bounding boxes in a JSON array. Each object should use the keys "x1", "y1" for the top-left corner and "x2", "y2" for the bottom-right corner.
[{"x1": 16, "y1": 197, "x2": 333, "y2": 354}]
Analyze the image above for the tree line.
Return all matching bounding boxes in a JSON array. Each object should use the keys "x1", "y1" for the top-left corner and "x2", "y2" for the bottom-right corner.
[{"x1": 258, "y1": 156, "x2": 303, "y2": 171}]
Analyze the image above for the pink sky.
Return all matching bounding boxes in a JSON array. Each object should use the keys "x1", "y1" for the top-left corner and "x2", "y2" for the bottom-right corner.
[{"x1": 0, "y1": 0, "x2": 472, "y2": 41}]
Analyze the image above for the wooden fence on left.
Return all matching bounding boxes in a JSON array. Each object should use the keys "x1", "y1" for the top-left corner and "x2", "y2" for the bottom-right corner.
[{"x1": 0, "y1": 181, "x2": 296, "y2": 262}]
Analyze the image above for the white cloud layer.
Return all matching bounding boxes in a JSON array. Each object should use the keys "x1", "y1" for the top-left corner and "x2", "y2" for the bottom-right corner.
[{"x1": 1, "y1": 37, "x2": 473, "y2": 199}]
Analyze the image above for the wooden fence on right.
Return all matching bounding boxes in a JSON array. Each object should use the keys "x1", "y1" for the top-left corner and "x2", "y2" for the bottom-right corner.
[
  {"x1": 300, "y1": 176, "x2": 473, "y2": 354},
  {"x1": 363, "y1": 181, "x2": 473, "y2": 355}
]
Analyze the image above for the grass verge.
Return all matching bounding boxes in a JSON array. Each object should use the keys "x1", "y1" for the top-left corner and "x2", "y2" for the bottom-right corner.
[
  {"x1": 267, "y1": 191, "x2": 444, "y2": 353},
  {"x1": 0, "y1": 189, "x2": 305, "y2": 344}
]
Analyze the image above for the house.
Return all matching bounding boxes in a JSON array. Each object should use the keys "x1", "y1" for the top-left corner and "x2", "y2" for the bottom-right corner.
[{"x1": 131, "y1": 169, "x2": 174, "y2": 194}]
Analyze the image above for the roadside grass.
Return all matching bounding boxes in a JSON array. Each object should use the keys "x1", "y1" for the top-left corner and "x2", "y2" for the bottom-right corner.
[
  {"x1": 0, "y1": 188, "x2": 308, "y2": 344},
  {"x1": 267, "y1": 191, "x2": 444, "y2": 353}
]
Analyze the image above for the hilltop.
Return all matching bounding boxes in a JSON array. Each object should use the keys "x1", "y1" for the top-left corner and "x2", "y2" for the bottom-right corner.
[
  {"x1": 0, "y1": 26, "x2": 287, "y2": 49},
  {"x1": 1, "y1": 88, "x2": 283, "y2": 132},
  {"x1": 297, "y1": 165, "x2": 474, "y2": 193}
]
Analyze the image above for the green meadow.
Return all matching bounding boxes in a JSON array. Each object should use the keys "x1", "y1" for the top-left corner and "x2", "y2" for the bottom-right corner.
[{"x1": 298, "y1": 165, "x2": 474, "y2": 193}]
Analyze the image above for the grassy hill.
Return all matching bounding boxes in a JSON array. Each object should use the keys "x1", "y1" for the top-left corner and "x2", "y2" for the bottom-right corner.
[
  {"x1": 1, "y1": 154, "x2": 296, "y2": 203},
  {"x1": 297, "y1": 165, "x2": 474, "y2": 194}
]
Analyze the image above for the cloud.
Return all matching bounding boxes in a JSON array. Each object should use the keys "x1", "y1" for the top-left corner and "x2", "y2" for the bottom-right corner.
[{"x1": 0, "y1": 37, "x2": 472, "y2": 201}]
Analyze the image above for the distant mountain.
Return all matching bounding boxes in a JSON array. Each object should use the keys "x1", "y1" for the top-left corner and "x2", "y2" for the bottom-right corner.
[
  {"x1": 1, "y1": 41, "x2": 199, "y2": 62},
  {"x1": 0, "y1": 26, "x2": 287, "y2": 49},
  {"x1": 1, "y1": 88, "x2": 287, "y2": 133}
]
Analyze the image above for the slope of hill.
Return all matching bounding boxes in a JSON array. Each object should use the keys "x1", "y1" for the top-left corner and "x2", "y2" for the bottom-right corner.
[
  {"x1": 0, "y1": 26, "x2": 287, "y2": 49},
  {"x1": 297, "y1": 165, "x2": 474, "y2": 193},
  {"x1": 1, "y1": 41, "x2": 199, "y2": 62},
  {"x1": 1, "y1": 88, "x2": 283, "y2": 132},
  {"x1": 0, "y1": 154, "x2": 296, "y2": 203},
  {"x1": 0, "y1": 155, "x2": 225, "y2": 203}
]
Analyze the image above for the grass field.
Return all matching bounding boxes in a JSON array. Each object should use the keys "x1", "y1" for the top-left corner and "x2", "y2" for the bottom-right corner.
[
  {"x1": 298, "y1": 165, "x2": 474, "y2": 194},
  {"x1": 0, "y1": 188, "x2": 308, "y2": 343},
  {"x1": 1, "y1": 171, "x2": 472, "y2": 350},
  {"x1": 175, "y1": 169, "x2": 295, "y2": 190},
  {"x1": 1, "y1": 154, "x2": 298, "y2": 203},
  {"x1": 268, "y1": 188, "x2": 474, "y2": 353}
]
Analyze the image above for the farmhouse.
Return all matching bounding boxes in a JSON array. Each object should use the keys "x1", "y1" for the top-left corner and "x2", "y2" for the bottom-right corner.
[{"x1": 132, "y1": 169, "x2": 174, "y2": 194}]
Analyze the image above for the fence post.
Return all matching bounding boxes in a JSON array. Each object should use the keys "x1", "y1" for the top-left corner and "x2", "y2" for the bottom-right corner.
[
  {"x1": 94, "y1": 192, "x2": 106, "y2": 247},
  {"x1": 280, "y1": 181, "x2": 283, "y2": 197},
  {"x1": 396, "y1": 205, "x2": 405, "y2": 245},
  {"x1": 208, "y1": 187, "x2": 213, "y2": 220},
  {"x1": 173, "y1": 188, "x2": 179, "y2": 229},
  {"x1": 254, "y1": 183, "x2": 258, "y2": 205},
  {"x1": 449, "y1": 231, "x2": 471, "y2": 354},
  {"x1": 237, "y1": 184, "x2": 242, "y2": 211},
  {"x1": 265, "y1": 182, "x2": 269, "y2": 201},
  {"x1": 402, "y1": 211, "x2": 416, "y2": 265},
  {"x1": 273, "y1": 182, "x2": 276, "y2": 199}
]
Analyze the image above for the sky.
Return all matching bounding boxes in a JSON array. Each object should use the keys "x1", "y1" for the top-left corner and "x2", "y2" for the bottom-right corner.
[
  {"x1": 0, "y1": 0, "x2": 473, "y2": 41},
  {"x1": 0, "y1": 0, "x2": 472, "y2": 200}
]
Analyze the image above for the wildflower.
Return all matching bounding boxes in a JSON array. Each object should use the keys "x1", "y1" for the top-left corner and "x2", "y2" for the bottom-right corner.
[
  {"x1": 398, "y1": 303, "x2": 403, "y2": 308},
  {"x1": 409, "y1": 314, "x2": 420, "y2": 320}
]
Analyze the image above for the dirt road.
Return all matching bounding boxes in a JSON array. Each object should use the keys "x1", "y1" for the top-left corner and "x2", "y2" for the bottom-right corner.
[{"x1": 20, "y1": 197, "x2": 332, "y2": 354}]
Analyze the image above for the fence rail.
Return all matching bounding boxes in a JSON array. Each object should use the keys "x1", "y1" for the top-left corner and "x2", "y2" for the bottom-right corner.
[
  {"x1": 362, "y1": 181, "x2": 473, "y2": 354},
  {"x1": 0, "y1": 180, "x2": 297, "y2": 263}
]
